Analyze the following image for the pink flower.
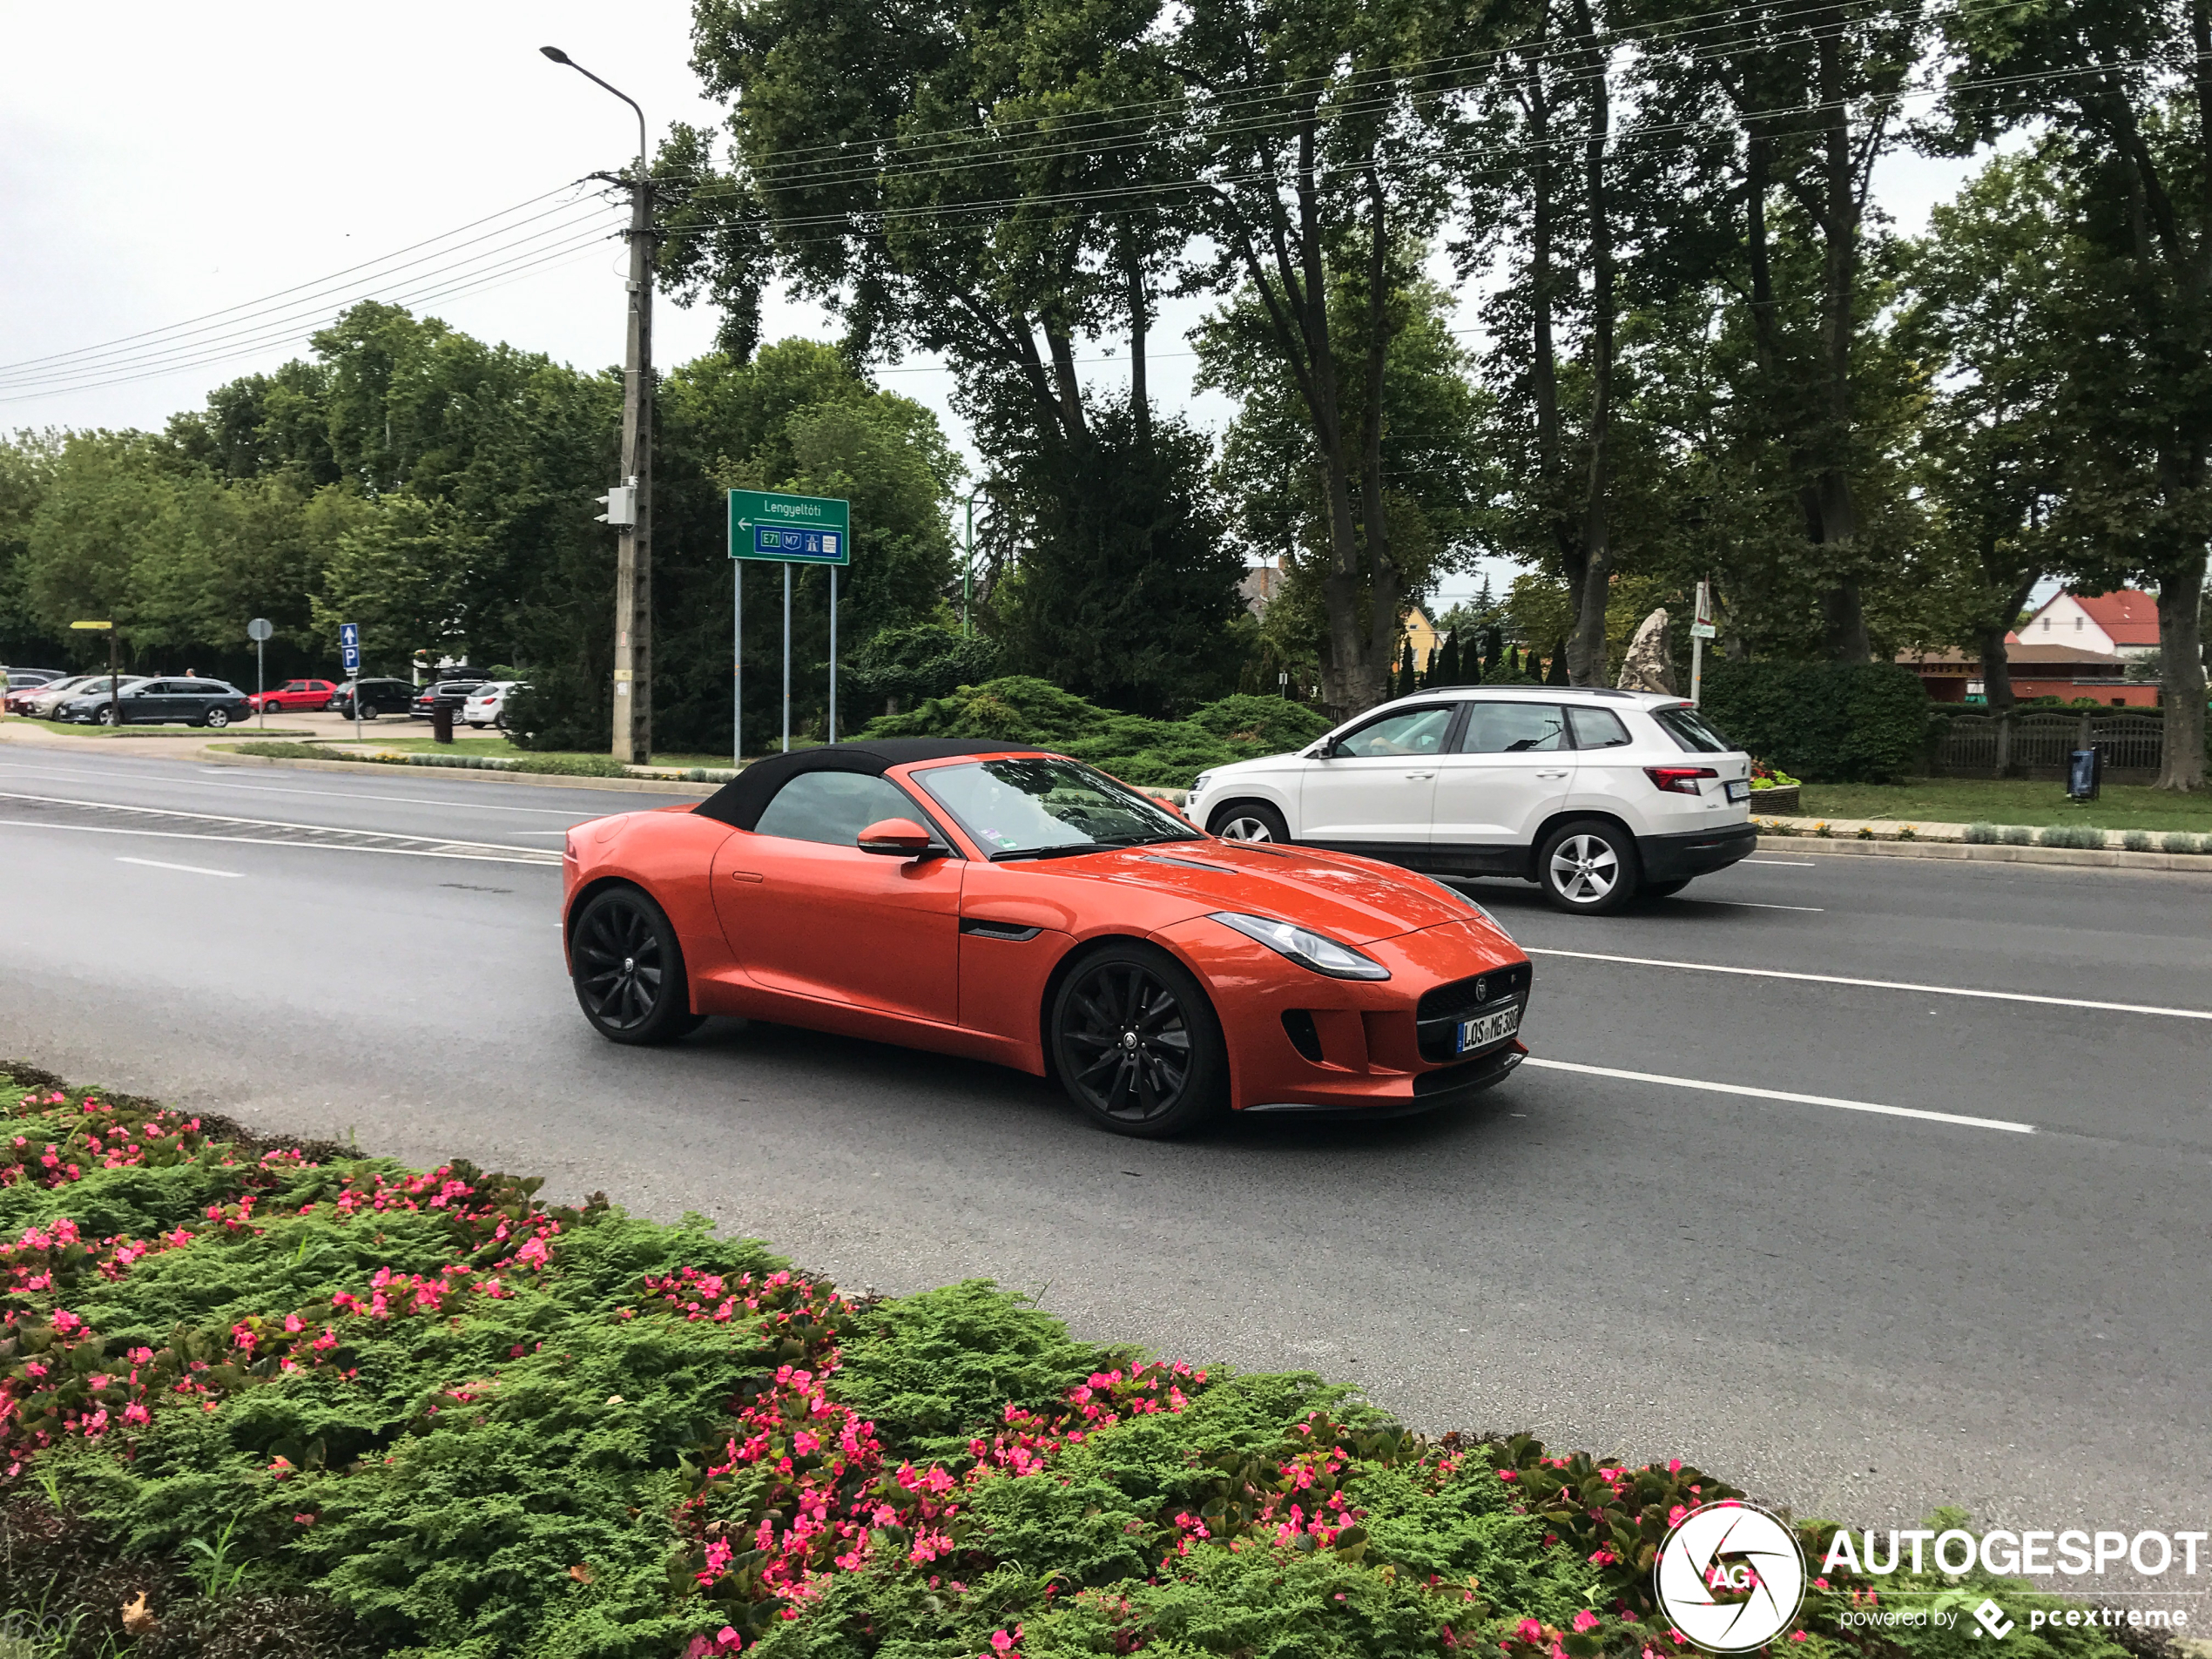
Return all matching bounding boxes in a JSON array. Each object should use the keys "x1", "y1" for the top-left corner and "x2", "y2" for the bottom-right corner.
[
  {"x1": 1791, "y1": 1634, "x2": 1809, "y2": 1643},
  {"x1": 295, "y1": 1513, "x2": 316, "y2": 1525},
  {"x1": 991, "y1": 1635, "x2": 1016, "y2": 1654},
  {"x1": 1669, "y1": 1505, "x2": 1689, "y2": 1527},
  {"x1": 1813, "y1": 1578, "x2": 1830, "y2": 1591},
  {"x1": 1574, "y1": 1613, "x2": 1600, "y2": 1634},
  {"x1": 1498, "y1": 1468, "x2": 1518, "y2": 1481},
  {"x1": 1518, "y1": 1620, "x2": 1545, "y2": 1643}
]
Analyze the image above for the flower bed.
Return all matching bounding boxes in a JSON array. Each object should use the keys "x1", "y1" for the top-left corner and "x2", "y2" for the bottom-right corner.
[{"x1": 0, "y1": 1066, "x2": 2135, "y2": 1659}]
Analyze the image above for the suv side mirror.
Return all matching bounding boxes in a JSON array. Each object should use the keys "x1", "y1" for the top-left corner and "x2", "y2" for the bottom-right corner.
[
  {"x1": 857, "y1": 818, "x2": 943, "y2": 858},
  {"x1": 1307, "y1": 739, "x2": 1339, "y2": 759}
]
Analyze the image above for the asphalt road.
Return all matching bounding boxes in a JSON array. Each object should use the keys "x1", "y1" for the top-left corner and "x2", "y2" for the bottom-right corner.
[{"x1": 3, "y1": 745, "x2": 2208, "y2": 1552}]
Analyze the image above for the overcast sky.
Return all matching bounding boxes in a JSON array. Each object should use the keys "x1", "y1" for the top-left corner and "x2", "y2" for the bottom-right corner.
[{"x1": 3, "y1": 1, "x2": 1976, "y2": 612}]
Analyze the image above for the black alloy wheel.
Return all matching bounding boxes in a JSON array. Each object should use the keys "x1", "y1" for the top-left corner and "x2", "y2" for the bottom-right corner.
[
  {"x1": 1211, "y1": 800, "x2": 1289, "y2": 844},
  {"x1": 570, "y1": 887, "x2": 704, "y2": 1045},
  {"x1": 1050, "y1": 944, "x2": 1227, "y2": 1137}
]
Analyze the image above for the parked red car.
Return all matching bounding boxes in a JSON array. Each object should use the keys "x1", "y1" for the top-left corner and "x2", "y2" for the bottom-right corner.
[{"x1": 246, "y1": 678, "x2": 339, "y2": 714}]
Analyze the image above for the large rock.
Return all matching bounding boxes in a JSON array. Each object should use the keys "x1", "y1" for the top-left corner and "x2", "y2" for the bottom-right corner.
[{"x1": 1616, "y1": 609, "x2": 1677, "y2": 695}]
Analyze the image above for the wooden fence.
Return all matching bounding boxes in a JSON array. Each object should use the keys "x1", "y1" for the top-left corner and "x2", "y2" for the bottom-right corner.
[{"x1": 1930, "y1": 710, "x2": 2167, "y2": 782}]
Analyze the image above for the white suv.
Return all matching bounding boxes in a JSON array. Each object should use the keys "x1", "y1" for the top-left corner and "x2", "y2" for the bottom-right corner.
[{"x1": 1185, "y1": 687, "x2": 1755, "y2": 914}]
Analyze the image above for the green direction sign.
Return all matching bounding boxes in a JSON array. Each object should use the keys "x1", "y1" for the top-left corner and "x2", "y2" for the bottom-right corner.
[{"x1": 728, "y1": 489, "x2": 851, "y2": 565}]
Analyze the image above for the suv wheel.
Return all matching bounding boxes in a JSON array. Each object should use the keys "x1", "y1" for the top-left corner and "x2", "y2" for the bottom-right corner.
[
  {"x1": 1211, "y1": 801, "x2": 1289, "y2": 843},
  {"x1": 1537, "y1": 819, "x2": 1639, "y2": 915}
]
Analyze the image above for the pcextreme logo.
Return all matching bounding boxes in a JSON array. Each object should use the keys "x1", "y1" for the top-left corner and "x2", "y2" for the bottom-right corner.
[{"x1": 1656, "y1": 1502, "x2": 1808, "y2": 1653}]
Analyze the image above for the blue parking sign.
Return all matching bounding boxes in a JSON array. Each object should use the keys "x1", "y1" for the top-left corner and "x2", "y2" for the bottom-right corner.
[{"x1": 340, "y1": 621, "x2": 361, "y2": 672}]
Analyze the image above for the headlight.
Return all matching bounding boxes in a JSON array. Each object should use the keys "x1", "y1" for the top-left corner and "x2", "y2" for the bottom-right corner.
[
  {"x1": 1189, "y1": 771, "x2": 1213, "y2": 797},
  {"x1": 1209, "y1": 912, "x2": 1390, "y2": 981}
]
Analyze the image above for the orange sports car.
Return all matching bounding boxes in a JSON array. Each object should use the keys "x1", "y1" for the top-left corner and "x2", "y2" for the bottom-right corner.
[{"x1": 562, "y1": 740, "x2": 1531, "y2": 1136}]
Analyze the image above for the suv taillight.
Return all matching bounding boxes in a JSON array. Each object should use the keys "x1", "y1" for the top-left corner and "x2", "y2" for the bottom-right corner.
[{"x1": 1645, "y1": 765, "x2": 1718, "y2": 796}]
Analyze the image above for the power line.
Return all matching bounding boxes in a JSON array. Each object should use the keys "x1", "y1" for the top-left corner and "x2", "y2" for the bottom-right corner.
[{"x1": 0, "y1": 183, "x2": 598, "y2": 376}]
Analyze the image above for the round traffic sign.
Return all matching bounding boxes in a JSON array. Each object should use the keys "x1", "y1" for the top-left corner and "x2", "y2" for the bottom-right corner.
[{"x1": 246, "y1": 617, "x2": 274, "y2": 642}]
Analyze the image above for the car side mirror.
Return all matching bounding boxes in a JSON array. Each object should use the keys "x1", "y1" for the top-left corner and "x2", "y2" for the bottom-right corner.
[
  {"x1": 1308, "y1": 739, "x2": 1339, "y2": 759},
  {"x1": 857, "y1": 817, "x2": 941, "y2": 858}
]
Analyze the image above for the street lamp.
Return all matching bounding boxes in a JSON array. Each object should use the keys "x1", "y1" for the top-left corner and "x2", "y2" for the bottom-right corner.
[{"x1": 541, "y1": 44, "x2": 656, "y2": 764}]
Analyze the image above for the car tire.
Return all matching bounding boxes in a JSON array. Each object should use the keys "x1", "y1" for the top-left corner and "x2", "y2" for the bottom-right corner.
[
  {"x1": 96, "y1": 706, "x2": 118, "y2": 727},
  {"x1": 206, "y1": 708, "x2": 230, "y2": 728},
  {"x1": 1536, "y1": 819, "x2": 1640, "y2": 915},
  {"x1": 1641, "y1": 878, "x2": 1690, "y2": 899},
  {"x1": 570, "y1": 887, "x2": 703, "y2": 1045},
  {"x1": 1210, "y1": 800, "x2": 1290, "y2": 844},
  {"x1": 1049, "y1": 942, "x2": 1228, "y2": 1138},
  {"x1": 358, "y1": 706, "x2": 378, "y2": 721}
]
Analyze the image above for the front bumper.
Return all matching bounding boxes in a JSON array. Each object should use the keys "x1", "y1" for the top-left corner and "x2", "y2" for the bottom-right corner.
[
  {"x1": 1153, "y1": 914, "x2": 1532, "y2": 1114},
  {"x1": 1637, "y1": 821, "x2": 1757, "y2": 880}
]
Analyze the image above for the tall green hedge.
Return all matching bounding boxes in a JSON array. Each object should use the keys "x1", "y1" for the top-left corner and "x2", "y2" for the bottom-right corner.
[{"x1": 1698, "y1": 661, "x2": 1933, "y2": 782}]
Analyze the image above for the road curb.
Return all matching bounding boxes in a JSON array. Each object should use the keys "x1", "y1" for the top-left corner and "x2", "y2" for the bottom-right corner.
[
  {"x1": 198, "y1": 752, "x2": 720, "y2": 797},
  {"x1": 1757, "y1": 835, "x2": 2212, "y2": 873}
]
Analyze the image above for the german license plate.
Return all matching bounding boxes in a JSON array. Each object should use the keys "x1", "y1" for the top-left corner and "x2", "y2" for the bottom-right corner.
[
  {"x1": 1725, "y1": 779, "x2": 1750, "y2": 802},
  {"x1": 1456, "y1": 1004, "x2": 1521, "y2": 1054}
]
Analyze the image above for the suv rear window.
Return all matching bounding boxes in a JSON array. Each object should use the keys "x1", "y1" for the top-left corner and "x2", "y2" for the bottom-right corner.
[{"x1": 1652, "y1": 705, "x2": 1736, "y2": 753}]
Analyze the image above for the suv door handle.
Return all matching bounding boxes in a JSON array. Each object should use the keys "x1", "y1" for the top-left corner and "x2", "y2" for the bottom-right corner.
[
  {"x1": 1536, "y1": 769, "x2": 1568, "y2": 779},
  {"x1": 1404, "y1": 771, "x2": 1435, "y2": 780}
]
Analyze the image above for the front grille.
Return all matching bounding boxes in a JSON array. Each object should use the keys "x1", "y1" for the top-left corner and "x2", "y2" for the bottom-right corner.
[
  {"x1": 1415, "y1": 963, "x2": 1532, "y2": 1063},
  {"x1": 1416, "y1": 963, "x2": 1531, "y2": 1026}
]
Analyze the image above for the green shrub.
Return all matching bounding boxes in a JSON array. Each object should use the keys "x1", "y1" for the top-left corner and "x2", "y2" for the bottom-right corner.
[
  {"x1": 226, "y1": 740, "x2": 330, "y2": 759},
  {"x1": 1964, "y1": 822, "x2": 1999, "y2": 844},
  {"x1": 2000, "y1": 824, "x2": 2034, "y2": 845},
  {"x1": 1697, "y1": 661, "x2": 1933, "y2": 783},
  {"x1": 2161, "y1": 831, "x2": 2203, "y2": 854},
  {"x1": 860, "y1": 678, "x2": 1329, "y2": 787},
  {"x1": 507, "y1": 752, "x2": 630, "y2": 778},
  {"x1": 2036, "y1": 825, "x2": 2105, "y2": 849},
  {"x1": 2121, "y1": 829, "x2": 2153, "y2": 852}
]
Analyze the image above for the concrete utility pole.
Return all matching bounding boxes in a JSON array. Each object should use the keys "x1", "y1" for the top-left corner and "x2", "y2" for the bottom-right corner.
[{"x1": 543, "y1": 45, "x2": 654, "y2": 763}]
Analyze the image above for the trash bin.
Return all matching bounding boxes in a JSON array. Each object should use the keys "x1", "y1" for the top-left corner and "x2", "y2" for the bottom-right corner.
[
  {"x1": 2067, "y1": 747, "x2": 2101, "y2": 800},
  {"x1": 432, "y1": 699, "x2": 455, "y2": 745}
]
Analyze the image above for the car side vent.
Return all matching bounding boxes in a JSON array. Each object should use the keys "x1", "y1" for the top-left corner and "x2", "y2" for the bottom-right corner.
[{"x1": 1281, "y1": 1009, "x2": 1324, "y2": 1063}]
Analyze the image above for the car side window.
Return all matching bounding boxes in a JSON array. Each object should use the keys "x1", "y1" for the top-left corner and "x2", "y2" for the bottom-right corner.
[
  {"x1": 1333, "y1": 705, "x2": 1455, "y2": 758},
  {"x1": 1567, "y1": 706, "x2": 1633, "y2": 749},
  {"x1": 755, "y1": 772, "x2": 928, "y2": 848},
  {"x1": 1459, "y1": 702, "x2": 1569, "y2": 753}
]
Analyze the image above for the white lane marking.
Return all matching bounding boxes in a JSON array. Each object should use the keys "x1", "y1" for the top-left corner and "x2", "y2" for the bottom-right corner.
[
  {"x1": 1523, "y1": 1057, "x2": 2035, "y2": 1135},
  {"x1": 0, "y1": 820, "x2": 555, "y2": 867},
  {"x1": 1743, "y1": 859, "x2": 1818, "y2": 867},
  {"x1": 117, "y1": 855, "x2": 243, "y2": 879},
  {"x1": 1688, "y1": 899, "x2": 1825, "y2": 912},
  {"x1": 0, "y1": 789, "x2": 549, "y2": 852},
  {"x1": 0, "y1": 759, "x2": 592, "y2": 816},
  {"x1": 1524, "y1": 947, "x2": 2212, "y2": 1021}
]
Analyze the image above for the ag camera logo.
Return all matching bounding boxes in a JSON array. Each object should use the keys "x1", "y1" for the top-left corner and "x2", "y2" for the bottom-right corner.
[{"x1": 1656, "y1": 1501, "x2": 1807, "y2": 1653}]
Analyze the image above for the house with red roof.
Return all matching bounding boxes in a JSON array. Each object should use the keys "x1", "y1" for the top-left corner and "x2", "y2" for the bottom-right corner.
[{"x1": 2009, "y1": 589, "x2": 2161, "y2": 660}]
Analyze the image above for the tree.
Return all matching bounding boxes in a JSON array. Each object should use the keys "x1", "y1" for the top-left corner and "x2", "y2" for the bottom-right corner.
[
  {"x1": 1002, "y1": 402, "x2": 1244, "y2": 715},
  {"x1": 1639, "y1": 0, "x2": 1934, "y2": 663},
  {"x1": 1895, "y1": 154, "x2": 2073, "y2": 711},
  {"x1": 1177, "y1": 0, "x2": 1465, "y2": 715},
  {"x1": 1200, "y1": 273, "x2": 1491, "y2": 698},
  {"x1": 1938, "y1": 0, "x2": 2212, "y2": 787}
]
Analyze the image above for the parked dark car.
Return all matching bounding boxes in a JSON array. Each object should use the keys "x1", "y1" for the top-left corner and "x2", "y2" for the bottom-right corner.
[
  {"x1": 411, "y1": 679, "x2": 487, "y2": 720},
  {"x1": 327, "y1": 678, "x2": 417, "y2": 720},
  {"x1": 58, "y1": 677, "x2": 253, "y2": 728}
]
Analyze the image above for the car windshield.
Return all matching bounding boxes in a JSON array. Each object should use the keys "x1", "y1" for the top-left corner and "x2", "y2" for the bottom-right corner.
[{"x1": 914, "y1": 757, "x2": 1197, "y2": 860}]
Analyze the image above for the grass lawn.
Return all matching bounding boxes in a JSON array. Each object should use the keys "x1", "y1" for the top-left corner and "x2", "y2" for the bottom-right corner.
[
  {"x1": 0, "y1": 718, "x2": 316, "y2": 738},
  {"x1": 316, "y1": 734, "x2": 744, "y2": 770},
  {"x1": 1799, "y1": 777, "x2": 2212, "y2": 831}
]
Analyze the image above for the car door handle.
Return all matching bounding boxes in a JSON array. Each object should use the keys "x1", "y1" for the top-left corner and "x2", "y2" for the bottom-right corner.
[
  {"x1": 728, "y1": 870, "x2": 763, "y2": 884},
  {"x1": 1536, "y1": 770, "x2": 1568, "y2": 779},
  {"x1": 1404, "y1": 770, "x2": 1435, "y2": 780}
]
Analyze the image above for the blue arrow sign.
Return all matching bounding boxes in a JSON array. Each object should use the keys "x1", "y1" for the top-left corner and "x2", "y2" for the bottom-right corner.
[{"x1": 339, "y1": 623, "x2": 359, "y2": 649}]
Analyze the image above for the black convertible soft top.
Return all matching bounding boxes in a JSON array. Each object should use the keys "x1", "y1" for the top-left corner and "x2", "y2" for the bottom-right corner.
[{"x1": 693, "y1": 738, "x2": 1049, "y2": 830}]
